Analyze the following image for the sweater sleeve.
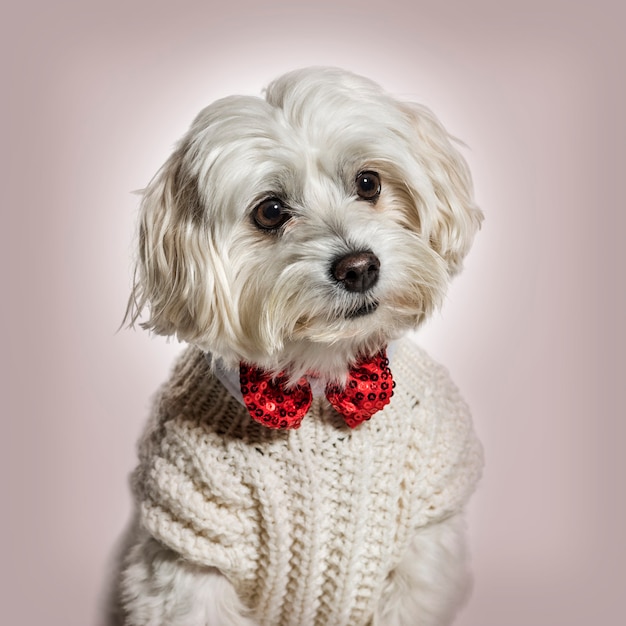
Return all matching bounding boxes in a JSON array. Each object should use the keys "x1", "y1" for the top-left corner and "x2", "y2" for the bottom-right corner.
[{"x1": 393, "y1": 340, "x2": 484, "y2": 529}]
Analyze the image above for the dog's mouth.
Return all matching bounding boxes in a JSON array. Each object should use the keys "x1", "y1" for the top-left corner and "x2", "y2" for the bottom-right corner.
[{"x1": 345, "y1": 300, "x2": 379, "y2": 319}]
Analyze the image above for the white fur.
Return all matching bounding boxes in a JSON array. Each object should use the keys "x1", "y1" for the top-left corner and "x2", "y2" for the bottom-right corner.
[{"x1": 114, "y1": 67, "x2": 483, "y2": 625}]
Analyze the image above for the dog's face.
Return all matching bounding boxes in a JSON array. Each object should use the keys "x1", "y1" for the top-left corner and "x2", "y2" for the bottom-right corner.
[{"x1": 129, "y1": 68, "x2": 482, "y2": 381}]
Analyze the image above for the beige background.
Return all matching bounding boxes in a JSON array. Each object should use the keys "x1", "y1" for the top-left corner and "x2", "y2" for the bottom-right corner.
[{"x1": 2, "y1": 1, "x2": 624, "y2": 624}]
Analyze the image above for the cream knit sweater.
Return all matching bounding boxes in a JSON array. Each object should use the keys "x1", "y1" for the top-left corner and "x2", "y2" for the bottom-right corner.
[{"x1": 131, "y1": 340, "x2": 483, "y2": 626}]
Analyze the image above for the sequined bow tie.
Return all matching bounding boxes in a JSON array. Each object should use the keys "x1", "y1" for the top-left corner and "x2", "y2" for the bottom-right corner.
[{"x1": 239, "y1": 350, "x2": 394, "y2": 430}]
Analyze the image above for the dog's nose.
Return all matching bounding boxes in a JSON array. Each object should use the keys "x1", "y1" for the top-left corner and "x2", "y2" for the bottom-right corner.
[{"x1": 331, "y1": 251, "x2": 380, "y2": 292}]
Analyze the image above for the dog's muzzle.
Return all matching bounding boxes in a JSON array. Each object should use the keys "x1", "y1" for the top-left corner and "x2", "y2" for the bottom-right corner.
[{"x1": 348, "y1": 300, "x2": 379, "y2": 318}]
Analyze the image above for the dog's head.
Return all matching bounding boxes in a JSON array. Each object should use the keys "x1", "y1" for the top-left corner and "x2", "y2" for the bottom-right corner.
[{"x1": 128, "y1": 67, "x2": 482, "y2": 381}]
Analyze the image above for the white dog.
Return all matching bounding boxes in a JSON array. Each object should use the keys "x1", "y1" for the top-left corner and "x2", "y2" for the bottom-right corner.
[{"x1": 109, "y1": 67, "x2": 484, "y2": 626}]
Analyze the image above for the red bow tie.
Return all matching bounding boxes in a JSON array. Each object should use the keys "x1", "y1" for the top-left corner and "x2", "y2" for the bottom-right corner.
[{"x1": 239, "y1": 350, "x2": 394, "y2": 430}]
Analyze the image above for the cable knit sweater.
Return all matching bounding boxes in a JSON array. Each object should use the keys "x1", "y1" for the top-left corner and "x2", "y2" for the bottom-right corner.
[{"x1": 131, "y1": 340, "x2": 483, "y2": 626}]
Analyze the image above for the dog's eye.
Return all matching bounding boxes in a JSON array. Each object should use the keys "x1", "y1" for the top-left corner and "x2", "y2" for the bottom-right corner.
[
  {"x1": 253, "y1": 198, "x2": 291, "y2": 230},
  {"x1": 355, "y1": 171, "x2": 381, "y2": 201}
]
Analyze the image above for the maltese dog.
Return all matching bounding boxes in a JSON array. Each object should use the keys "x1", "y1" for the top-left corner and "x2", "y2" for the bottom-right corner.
[{"x1": 108, "y1": 67, "x2": 484, "y2": 626}]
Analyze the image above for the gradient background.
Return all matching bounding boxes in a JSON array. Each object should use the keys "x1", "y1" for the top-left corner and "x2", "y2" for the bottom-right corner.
[{"x1": 2, "y1": 1, "x2": 624, "y2": 624}]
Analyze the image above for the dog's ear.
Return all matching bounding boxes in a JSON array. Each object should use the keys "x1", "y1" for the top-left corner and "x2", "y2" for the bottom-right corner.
[
  {"x1": 400, "y1": 103, "x2": 484, "y2": 275},
  {"x1": 125, "y1": 146, "x2": 232, "y2": 346}
]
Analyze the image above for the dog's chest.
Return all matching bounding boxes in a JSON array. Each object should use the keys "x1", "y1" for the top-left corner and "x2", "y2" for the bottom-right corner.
[{"x1": 133, "y1": 343, "x2": 482, "y2": 625}]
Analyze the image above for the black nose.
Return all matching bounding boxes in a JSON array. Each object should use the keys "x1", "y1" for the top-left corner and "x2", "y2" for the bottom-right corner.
[{"x1": 331, "y1": 251, "x2": 380, "y2": 293}]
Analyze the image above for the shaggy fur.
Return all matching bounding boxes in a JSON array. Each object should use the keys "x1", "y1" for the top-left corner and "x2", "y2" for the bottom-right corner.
[{"x1": 110, "y1": 67, "x2": 483, "y2": 626}]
